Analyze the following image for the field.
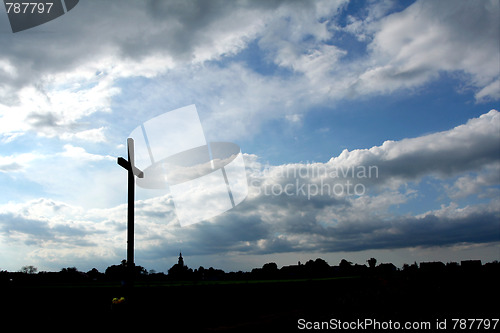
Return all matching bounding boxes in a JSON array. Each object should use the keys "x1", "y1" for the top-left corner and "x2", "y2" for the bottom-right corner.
[{"x1": 2, "y1": 272, "x2": 498, "y2": 331}]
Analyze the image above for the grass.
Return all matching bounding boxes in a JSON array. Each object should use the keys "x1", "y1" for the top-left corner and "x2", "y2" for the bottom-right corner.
[
  {"x1": 133, "y1": 275, "x2": 360, "y2": 287},
  {"x1": 4, "y1": 275, "x2": 360, "y2": 290}
]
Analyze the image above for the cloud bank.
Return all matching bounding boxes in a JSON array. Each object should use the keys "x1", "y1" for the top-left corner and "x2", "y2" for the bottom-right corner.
[
  {"x1": 0, "y1": 0, "x2": 498, "y2": 144},
  {"x1": 1, "y1": 110, "x2": 498, "y2": 270}
]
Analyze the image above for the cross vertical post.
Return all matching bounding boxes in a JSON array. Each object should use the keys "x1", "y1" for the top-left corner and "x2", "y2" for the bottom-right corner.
[
  {"x1": 117, "y1": 138, "x2": 144, "y2": 287},
  {"x1": 127, "y1": 159, "x2": 134, "y2": 275}
]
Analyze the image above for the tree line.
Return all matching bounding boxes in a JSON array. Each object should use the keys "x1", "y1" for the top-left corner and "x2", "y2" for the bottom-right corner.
[{"x1": 1, "y1": 258, "x2": 498, "y2": 284}]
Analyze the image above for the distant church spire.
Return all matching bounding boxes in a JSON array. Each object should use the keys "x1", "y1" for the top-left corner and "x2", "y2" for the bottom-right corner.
[{"x1": 178, "y1": 251, "x2": 184, "y2": 267}]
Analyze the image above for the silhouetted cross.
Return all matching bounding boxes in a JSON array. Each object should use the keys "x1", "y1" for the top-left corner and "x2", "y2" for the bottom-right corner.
[{"x1": 117, "y1": 138, "x2": 143, "y2": 285}]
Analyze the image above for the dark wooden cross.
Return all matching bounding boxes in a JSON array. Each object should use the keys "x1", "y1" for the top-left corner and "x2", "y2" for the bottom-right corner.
[{"x1": 117, "y1": 138, "x2": 143, "y2": 285}]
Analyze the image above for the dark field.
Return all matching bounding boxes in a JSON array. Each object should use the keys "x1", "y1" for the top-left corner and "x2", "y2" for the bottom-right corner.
[{"x1": 2, "y1": 272, "x2": 498, "y2": 331}]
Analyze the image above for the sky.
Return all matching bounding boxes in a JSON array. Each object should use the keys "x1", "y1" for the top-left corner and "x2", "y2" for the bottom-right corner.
[{"x1": 0, "y1": 0, "x2": 499, "y2": 273}]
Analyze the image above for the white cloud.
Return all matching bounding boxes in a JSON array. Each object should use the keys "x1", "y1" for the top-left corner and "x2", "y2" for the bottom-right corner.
[
  {"x1": 0, "y1": 197, "x2": 125, "y2": 270},
  {"x1": 350, "y1": 0, "x2": 500, "y2": 99},
  {"x1": 60, "y1": 127, "x2": 108, "y2": 143},
  {"x1": 475, "y1": 80, "x2": 500, "y2": 102},
  {"x1": 59, "y1": 144, "x2": 114, "y2": 162},
  {"x1": 329, "y1": 109, "x2": 500, "y2": 181},
  {"x1": 445, "y1": 163, "x2": 500, "y2": 200},
  {"x1": 0, "y1": 152, "x2": 41, "y2": 173},
  {"x1": 0, "y1": 74, "x2": 119, "y2": 142}
]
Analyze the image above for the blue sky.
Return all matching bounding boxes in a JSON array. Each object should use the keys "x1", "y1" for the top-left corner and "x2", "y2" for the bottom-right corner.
[{"x1": 0, "y1": 0, "x2": 499, "y2": 273}]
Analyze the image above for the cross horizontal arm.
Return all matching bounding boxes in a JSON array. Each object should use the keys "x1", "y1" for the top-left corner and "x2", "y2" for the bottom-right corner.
[
  {"x1": 132, "y1": 166, "x2": 144, "y2": 178},
  {"x1": 117, "y1": 157, "x2": 144, "y2": 178},
  {"x1": 117, "y1": 157, "x2": 130, "y2": 170}
]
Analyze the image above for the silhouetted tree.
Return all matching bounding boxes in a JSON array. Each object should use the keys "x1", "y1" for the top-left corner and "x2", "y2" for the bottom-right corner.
[
  {"x1": 87, "y1": 268, "x2": 103, "y2": 281},
  {"x1": 261, "y1": 262, "x2": 279, "y2": 278},
  {"x1": 339, "y1": 259, "x2": 352, "y2": 269},
  {"x1": 446, "y1": 262, "x2": 460, "y2": 274},
  {"x1": 105, "y1": 260, "x2": 148, "y2": 281},
  {"x1": 420, "y1": 261, "x2": 445, "y2": 274},
  {"x1": 60, "y1": 267, "x2": 78, "y2": 273},
  {"x1": 20, "y1": 265, "x2": 37, "y2": 274},
  {"x1": 304, "y1": 258, "x2": 330, "y2": 277},
  {"x1": 205, "y1": 267, "x2": 224, "y2": 281},
  {"x1": 376, "y1": 263, "x2": 397, "y2": 275},
  {"x1": 402, "y1": 262, "x2": 418, "y2": 277},
  {"x1": 60, "y1": 267, "x2": 85, "y2": 282},
  {"x1": 367, "y1": 258, "x2": 377, "y2": 269},
  {"x1": 262, "y1": 262, "x2": 278, "y2": 271},
  {"x1": 339, "y1": 259, "x2": 352, "y2": 268}
]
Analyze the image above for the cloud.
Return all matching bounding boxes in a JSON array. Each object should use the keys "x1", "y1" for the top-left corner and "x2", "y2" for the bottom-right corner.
[
  {"x1": 4, "y1": 109, "x2": 494, "y2": 266},
  {"x1": 0, "y1": 199, "x2": 100, "y2": 246},
  {"x1": 475, "y1": 80, "x2": 500, "y2": 102},
  {"x1": 1, "y1": 0, "x2": 332, "y2": 143},
  {"x1": 6, "y1": 111, "x2": 497, "y2": 258},
  {"x1": 0, "y1": 152, "x2": 41, "y2": 173},
  {"x1": 60, "y1": 127, "x2": 108, "y2": 143},
  {"x1": 233, "y1": 110, "x2": 499, "y2": 214},
  {"x1": 0, "y1": 1, "x2": 245, "y2": 141},
  {"x1": 59, "y1": 144, "x2": 114, "y2": 162},
  {"x1": 321, "y1": 203, "x2": 500, "y2": 252},
  {"x1": 328, "y1": 110, "x2": 500, "y2": 182},
  {"x1": 348, "y1": 0, "x2": 500, "y2": 99},
  {"x1": 0, "y1": 0, "x2": 296, "y2": 90},
  {"x1": 219, "y1": 110, "x2": 500, "y2": 254},
  {"x1": 0, "y1": 198, "x2": 124, "y2": 269},
  {"x1": 445, "y1": 163, "x2": 500, "y2": 200},
  {"x1": 134, "y1": 1, "x2": 499, "y2": 143},
  {"x1": 134, "y1": 111, "x2": 500, "y2": 259},
  {"x1": 1, "y1": 0, "x2": 497, "y2": 146},
  {"x1": 0, "y1": 77, "x2": 118, "y2": 142}
]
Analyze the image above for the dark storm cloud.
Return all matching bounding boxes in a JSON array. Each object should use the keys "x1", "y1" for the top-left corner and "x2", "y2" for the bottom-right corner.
[
  {"x1": 315, "y1": 210, "x2": 500, "y2": 253},
  {"x1": 197, "y1": 205, "x2": 500, "y2": 256},
  {"x1": 140, "y1": 111, "x2": 500, "y2": 256},
  {"x1": 181, "y1": 213, "x2": 271, "y2": 255},
  {"x1": 0, "y1": 212, "x2": 100, "y2": 246},
  {"x1": 140, "y1": 0, "x2": 290, "y2": 59},
  {"x1": 0, "y1": 213, "x2": 52, "y2": 240},
  {"x1": 0, "y1": 0, "x2": 304, "y2": 95}
]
